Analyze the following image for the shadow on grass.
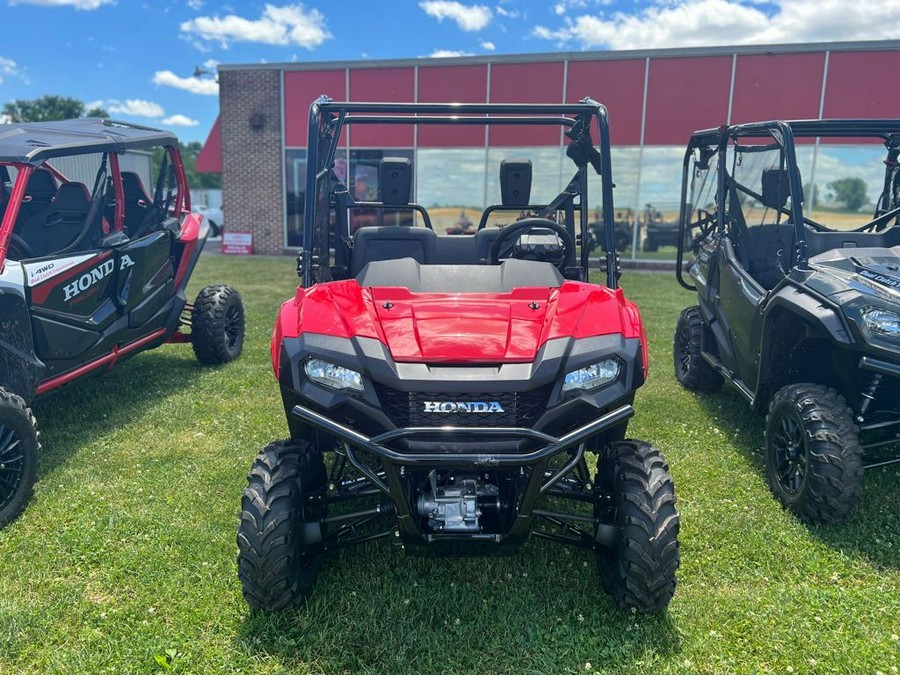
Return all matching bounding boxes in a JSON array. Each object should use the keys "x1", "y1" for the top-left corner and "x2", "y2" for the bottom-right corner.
[
  {"x1": 31, "y1": 349, "x2": 205, "y2": 476},
  {"x1": 694, "y1": 385, "x2": 900, "y2": 570},
  {"x1": 238, "y1": 538, "x2": 682, "y2": 674}
]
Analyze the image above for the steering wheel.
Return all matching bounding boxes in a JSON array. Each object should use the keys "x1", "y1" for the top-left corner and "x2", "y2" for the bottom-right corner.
[
  {"x1": 490, "y1": 217, "x2": 574, "y2": 272},
  {"x1": 6, "y1": 233, "x2": 34, "y2": 261}
]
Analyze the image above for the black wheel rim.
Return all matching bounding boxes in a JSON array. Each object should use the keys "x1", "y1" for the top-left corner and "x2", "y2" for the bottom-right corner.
[
  {"x1": 0, "y1": 424, "x2": 25, "y2": 512},
  {"x1": 224, "y1": 304, "x2": 242, "y2": 351},
  {"x1": 675, "y1": 322, "x2": 692, "y2": 377},
  {"x1": 771, "y1": 411, "x2": 808, "y2": 496}
]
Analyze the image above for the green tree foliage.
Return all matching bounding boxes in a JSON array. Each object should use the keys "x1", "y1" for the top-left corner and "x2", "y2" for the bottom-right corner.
[
  {"x1": 827, "y1": 177, "x2": 868, "y2": 211},
  {"x1": 2, "y1": 95, "x2": 108, "y2": 122},
  {"x1": 150, "y1": 142, "x2": 222, "y2": 190}
]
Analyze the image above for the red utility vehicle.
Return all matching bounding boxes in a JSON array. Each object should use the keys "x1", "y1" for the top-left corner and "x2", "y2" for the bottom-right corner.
[{"x1": 237, "y1": 98, "x2": 679, "y2": 612}]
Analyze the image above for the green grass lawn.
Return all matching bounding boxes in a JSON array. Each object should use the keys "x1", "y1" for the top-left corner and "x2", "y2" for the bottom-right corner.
[{"x1": 1, "y1": 255, "x2": 898, "y2": 674}]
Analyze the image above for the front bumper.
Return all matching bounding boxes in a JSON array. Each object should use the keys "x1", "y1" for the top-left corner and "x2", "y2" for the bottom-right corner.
[{"x1": 290, "y1": 400, "x2": 633, "y2": 547}]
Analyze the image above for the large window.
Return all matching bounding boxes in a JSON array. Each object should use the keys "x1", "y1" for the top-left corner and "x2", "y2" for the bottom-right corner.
[{"x1": 285, "y1": 142, "x2": 714, "y2": 258}]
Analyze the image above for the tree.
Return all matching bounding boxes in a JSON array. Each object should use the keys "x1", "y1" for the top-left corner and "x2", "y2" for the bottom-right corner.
[
  {"x1": 2, "y1": 95, "x2": 108, "y2": 123},
  {"x1": 827, "y1": 177, "x2": 868, "y2": 211},
  {"x1": 150, "y1": 142, "x2": 222, "y2": 190}
]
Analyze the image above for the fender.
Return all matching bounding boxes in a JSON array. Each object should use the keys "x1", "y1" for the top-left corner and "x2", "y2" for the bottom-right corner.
[
  {"x1": 0, "y1": 280, "x2": 43, "y2": 403},
  {"x1": 755, "y1": 282, "x2": 853, "y2": 409}
]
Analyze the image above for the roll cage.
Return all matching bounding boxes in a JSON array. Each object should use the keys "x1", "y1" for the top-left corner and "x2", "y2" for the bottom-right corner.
[
  {"x1": 298, "y1": 96, "x2": 619, "y2": 289},
  {"x1": 676, "y1": 118, "x2": 900, "y2": 290},
  {"x1": 0, "y1": 119, "x2": 190, "y2": 268}
]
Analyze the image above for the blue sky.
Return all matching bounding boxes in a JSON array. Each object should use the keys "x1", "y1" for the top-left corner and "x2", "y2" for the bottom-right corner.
[{"x1": 0, "y1": 0, "x2": 897, "y2": 144}]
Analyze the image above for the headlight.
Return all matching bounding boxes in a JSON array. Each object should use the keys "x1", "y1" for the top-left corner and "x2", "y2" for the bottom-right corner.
[
  {"x1": 562, "y1": 358, "x2": 620, "y2": 392},
  {"x1": 861, "y1": 307, "x2": 900, "y2": 337},
  {"x1": 304, "y1": 358, "x2": 364, "y2": 391}
]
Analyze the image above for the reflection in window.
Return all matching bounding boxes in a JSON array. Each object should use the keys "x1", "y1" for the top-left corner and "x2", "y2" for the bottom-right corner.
[
  {"x1": 349, "y1": 149, "x2": 414, "y2": 230},
  {"x1": 417, "y1": 148, "x2": 487, "y2": 235},
  {"x1": 284, "y1": 149, "x2": 309, "y2": 248}
]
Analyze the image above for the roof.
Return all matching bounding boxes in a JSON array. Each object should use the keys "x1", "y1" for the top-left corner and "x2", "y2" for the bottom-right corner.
[
  {"x1": 217, "y1": 39, "x2": 900, "y2": 73},
  {"x1": 690, "y1": 118, "x2": 900, "y2": 145},
  {"x1": 0, "y1": 118, "x2": 178, "y2": 165}
]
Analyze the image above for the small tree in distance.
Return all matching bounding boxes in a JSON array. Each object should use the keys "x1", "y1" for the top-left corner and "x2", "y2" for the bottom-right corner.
[
  {"x1": 827, "y1": 177, "x2": 868, "y2": 211},
  {"x1": 2, "y1": 95, "x2": 108, "y2": 123}
]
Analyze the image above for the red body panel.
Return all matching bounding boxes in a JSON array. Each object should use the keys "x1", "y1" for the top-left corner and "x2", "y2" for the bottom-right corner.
[{"x1": 272, "y1": 279, "x2": 648, "y2": 374}]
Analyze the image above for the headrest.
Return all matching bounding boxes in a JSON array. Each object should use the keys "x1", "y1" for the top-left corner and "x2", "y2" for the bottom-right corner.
[
  {"x1": 500, "y1": 159, "x2": 532, "y2": 206},
  {"x1": 379, "y1": 158, "x2": 412, "y2": 206},
  {"x1": 761, "y1": 168, "x2": 791, "y2": 210},
  {"x1": 25, "y1": 168, "x2": 57, "y2": 201},
  {"x1": 121, "y1": 171, "x2": 151, "y2": 201},
  {"x1": 54, "y1": 182, "x2": 90, "y2": 210}
]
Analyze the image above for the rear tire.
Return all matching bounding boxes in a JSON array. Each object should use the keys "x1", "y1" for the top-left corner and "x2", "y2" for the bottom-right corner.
[
  {"x1": 594, "y1": 440, "x2": 679, "y2": 612},
  {"x1": 0, "y1": 388, "x2": 40, "y2": 529},
  {"x1": 191, "y1": 285, "x2": 245, "y2": 365},
  {"x1": 673, "y1": 306, "x2": 723, "y2": 392},
  {"x1": 765, "y1": 384, "x2": 863, "y2": 523},
  {"x1": 237, "y1": 440, "x2": 328, "y2": 611}
]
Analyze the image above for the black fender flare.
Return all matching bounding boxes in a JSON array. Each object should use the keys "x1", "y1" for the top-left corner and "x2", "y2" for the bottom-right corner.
[{"x1": 754, "y1": 284, "x2": 852, "y2": 408}]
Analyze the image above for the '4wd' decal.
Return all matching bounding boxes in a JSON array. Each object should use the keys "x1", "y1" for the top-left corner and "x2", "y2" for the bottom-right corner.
[
  {"x1": 63, "y1": 255, "x2": 135, "y2": 301},
  {"x1": 23, "y1": 253, "x2": 95, "y2": 287}
]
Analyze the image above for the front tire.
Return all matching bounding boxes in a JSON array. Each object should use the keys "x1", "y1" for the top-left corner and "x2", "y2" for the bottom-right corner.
[
  {"x1": 237, "y1": 440, "x2": 328, "y2": 611},
  {"x1": 594, "y1": 440, "x2": 680, "y2": 612},
  {"x1": 191, "y1": 285, "x2": 245, "y2": 365},
  {"x1": 0, "y1": 388, "x2": 40, "y2": 529},
  {"x1": 673, "y1": 306, "x2": 723, "y2": 392},
  {"x1": 765, "y1": 384, "x2": 863, "y2": 523}
]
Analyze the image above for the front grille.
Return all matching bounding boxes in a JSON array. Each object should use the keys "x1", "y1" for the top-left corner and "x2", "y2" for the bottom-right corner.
[{"x1": 374, "y1": 385, "x2": 553, "y2": 429}]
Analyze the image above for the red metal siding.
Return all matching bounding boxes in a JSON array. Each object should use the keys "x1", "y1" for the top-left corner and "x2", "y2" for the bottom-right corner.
[
  {"x1": 566, "y1": 59, "x2": 645, "y2": 146},
  {"x1": 489, "y1": 62, "x2": 565, "y2": 146},
  {"x1": 644, "y1": 56, "x2": 732, "y2": 145},
  {"x1": 284, "y1": 69, "x2": 347, "y2": 147},
  {"x1": 348, "y1": 67, "x2": 415, "y2": 147},
  {"x1": 823, "y1": 50, "x2": 900, "y2": 117},
  {"x1": 731, "y1": 53, "x2": 824, "y2": 124},
  {"x1": 417, "y1": 64, "x2": 489, "y2": 147}
]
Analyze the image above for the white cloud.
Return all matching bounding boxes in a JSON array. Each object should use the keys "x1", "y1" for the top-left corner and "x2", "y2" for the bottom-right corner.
[
  {"x1": 152, "y1": 69, "x2": 219, "y2": 96},
  {"x1": 107, "y1": 99, "x2": 165, "y2": 118},
  {"x1": 161, "y1": 114, "x2": 199, "y2": 126},
  {"x1": 426, "y1": 49, "x2": 475, "y2": 58},
  {"x1": 180, "y1": 3, "x2": 331, "y2": 49},
  {"x1": 8, "y1": 0, "x2": 113, "y2": 8},
  {"x1": 532, "y1": 0, "x2": 900, "y2": 50},
  {"x1": 480, "y1": 40, "x2": 495, "y2": 50},
  {"x1": 420, "y1": 1, "x2": 491, "y2": 31},
  {"x1": 186, "y1": 0, "x2": 203, "y2": 8},
  {"x1": 202, "y1": 58, "x2": 219, "y2": 70},
  {"x1": 84, "y1": 99, "x2": 104, "y2": 111},
  {"x1": 0, "y1": 56, "x2": 19, "y2": 84},
  {"x1": 495, "y1": 4, "x2": 519, "y2": 19}
]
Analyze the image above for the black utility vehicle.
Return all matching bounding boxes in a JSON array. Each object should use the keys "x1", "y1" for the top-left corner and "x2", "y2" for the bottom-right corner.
[
  {"x1": 674, "y1": 119, "x2": 900, "y2": 523},
  {"x1": 237, "y1": 98, "x2": 679, "y2": 613},
  {"x1": 0, "y1": 118, "x2": 244, "y2": 528}
]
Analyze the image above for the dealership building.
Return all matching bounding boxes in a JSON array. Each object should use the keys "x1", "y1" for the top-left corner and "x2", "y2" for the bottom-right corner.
[{"x1": 196, "y1": 39, "x2": 900, "y2": 257}]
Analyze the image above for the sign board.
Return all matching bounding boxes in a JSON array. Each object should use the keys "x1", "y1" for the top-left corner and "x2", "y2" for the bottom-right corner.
[{"x1": 222, "y1": 231, "x2": 253, "y2": 255}]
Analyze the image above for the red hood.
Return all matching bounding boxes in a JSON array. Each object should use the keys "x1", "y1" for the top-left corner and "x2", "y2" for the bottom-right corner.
[
  {"x1": 276, "y1": 279, "x2": 644, "y2": 365},
  {"x1": 369, "y1": 287, "x2": 551, "y2": 362}
]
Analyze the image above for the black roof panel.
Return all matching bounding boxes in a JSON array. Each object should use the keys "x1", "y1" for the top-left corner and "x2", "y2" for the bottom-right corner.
[{"x1": 0, "y1": 118, "x2": 177, "y2": 165}]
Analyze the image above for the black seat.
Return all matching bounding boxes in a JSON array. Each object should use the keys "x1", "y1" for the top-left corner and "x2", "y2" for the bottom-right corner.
[
  {"x1": 19, "y1": 182, "x2": 93, "y2": 258},
  {"x1": 14, "y1": 168, "x2": 57, "y2": 233},
  {"x1": 121, "y1": 171, "x2": 154, "y2": 236},
  {"x1": 351, "y1": 226, "x2": 436, "y2": 276}
]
